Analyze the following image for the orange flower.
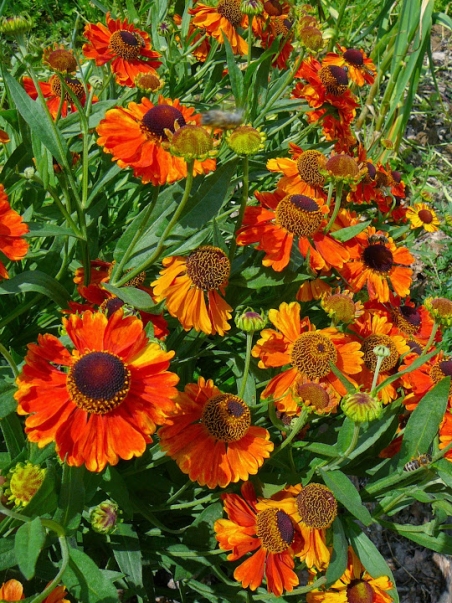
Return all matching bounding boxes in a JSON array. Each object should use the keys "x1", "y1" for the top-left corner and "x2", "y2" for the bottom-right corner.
[
  {"x1": 214, "y1": 481, "x2": 303, "y2": 595},
  {"x1": 341, "y1": 227, "x2": 414, "y2": 303},
  {"x1": 15, "y1": 310, "x2": 179, "y2": 472},
  {"x1": 152, "y1": 246, "x2": 233, "y2": 336},
  {"x1": 158, "y1": 377, "x2": 273, "y2": 488},
  {"x1": 22, "y1": 75, "x2": 94, "y2": 119},
  {"x1": 322, "y1": 45, "x2": 376, "y2": 86},
  {"x1": 236, "y1": 189, "x2": 349, "y2": 272},
  {"x1": 267, "y1": 143, "x2": 327, "y2": 197},
  {"x1": 306, "y1": 547, "x2": 394, "y2": 603},
  {"x1": 0, "y1": 184, "x2": 29, "y2": 280},
  {"x1": 96, "y1": 96, "x2": 216, "y2": 185},
  {"x1": 83, "y1": 12, "x2": 161, "y2": 87},
  {"x1": 252, "y1": 12, "x2": 294, "y2": 69},
  {"x1": 253, "y1": 301, "x2": 363, "y2": 414},
  {"x1": 0, "y1": 580, "x2": 69, "y2": 603},
  {"x1": 400, "y1": 351, "x2": 452, "y2": 411},
  {"x1": 439, "y1": 410, "x2": 452, "y2": 462},
  {"x1": 189, "y1": 0, "x2": 248, "y2": 55}
]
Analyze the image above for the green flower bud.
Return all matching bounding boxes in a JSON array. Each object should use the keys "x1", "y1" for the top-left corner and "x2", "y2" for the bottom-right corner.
[
  {"x1": 341, "y1": 391, "x2": 382, "y2": 423},
  {"x1": 90, "y1": 499, "x2": 120, "y2": 534},
  {"x1": 235, "y1": 307, "x2": 267, "y2": 332}
]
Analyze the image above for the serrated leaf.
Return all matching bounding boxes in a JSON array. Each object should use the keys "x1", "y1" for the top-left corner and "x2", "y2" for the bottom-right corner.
[
  {"x1": 321, "y1": 470, "x2": 373, "y2": 526},
  {"x1": 14, "y1": 518, "x2": 45, "y2": 580},
  {"x1": 330, "y1": 220, "x2": 371, "y2": 242},
  {"x1": 0, "y1": 271, "x2": 70, "y2": 308},
  {"x1": 399, "y1": 377, "x2": 450, "y2": 466},
  {"x1": 325, "y1": 517, "x2": 348, "y2": 586},
  {"x1": 62, "y1": 547, "x2": 118, "y2": 603}
]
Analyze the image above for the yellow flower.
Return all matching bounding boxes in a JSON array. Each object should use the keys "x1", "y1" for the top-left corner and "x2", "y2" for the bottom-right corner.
[
  {"x1": 6, "y1": 462, "x2": 46, "y2": 507},
  {"x1": 406, "y1": 202, "x2": 440, "y2": 232}
]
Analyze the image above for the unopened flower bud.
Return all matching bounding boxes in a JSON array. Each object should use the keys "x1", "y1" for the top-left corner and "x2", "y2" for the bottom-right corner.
[
  {"x1": 341, "y1": 391, "x2": 382, "y2": 423},
  {"x1": 241, "y1": 0, "x2": 263, "y2": 15},
  {"x1": 6, "y1": 462, "x2": 46, "y2": 507},
  {"x1": 0, "y1": 15, "x2": 32, "y2": 36},
  {"x1": 226, "y1": 125, "x2": 265, "y2": 156},
  {"x1": 168, "y1": 124, "x2": 213, "y2": 161},
  {"x1": 235, "y1": 307, "x2": 267, "y2": 332},
  {"x1": 373, "y1": 344, "x2": 391, "y2": 358},
  {"x1": 90, "y1": 499, "x2": 120, "y2": 534},
  {"x1": 425, "y1": 297, "x2": 452, "y2": 328},
  {"x1": 23, "y1": 167, "x2": 35, "y2": 179}
]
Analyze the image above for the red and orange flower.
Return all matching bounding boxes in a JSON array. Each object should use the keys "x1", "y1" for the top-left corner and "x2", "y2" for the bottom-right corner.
[
  {"x1": 96, "y1": 96, "x2": 216, "y2": 185},
  {"x1": 22, "y1": 75, "x2": 92, "y2": 119},
  {"x1": 322, "y1": 45, "x2": 376, "y2": 86},
  {"x1": 236, "y1": 188, "x2": 349, "y2": 272},
  {"x1": 267, "y1": 143, "x2": 327, "y2": 197},
  {"x1": 0, "y1": 184, "x2": 29, "y2": 280},
  {"x1": 252, "y1": 301, "x2": 363, "y2": 414},
  {"x1": 189, "y1": 0, "x2": 248, "y2": 55},
  {"x1": 0, "y1": 580, "x2": 69, "y2": 603},
  {"x1": 15, "y1": 310, "x2": 179, "y2": 472},
  {"x1": 83, "y1": 12, "x2": 161, "y2": 87},
  {"x1": 152, "y1": 246, "x2": 232, "y2": 336},
  {"x1": 158, "y1": 377, "x2": 273, "y2": 488},
  {"x1": 214, "y1": 481, "x2": 303, "y2": 595}
]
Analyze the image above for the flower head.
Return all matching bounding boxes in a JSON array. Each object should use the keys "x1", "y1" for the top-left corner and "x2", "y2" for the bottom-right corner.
[
  {"x1": 23, "y1": 75, "x2": 94, "y2": 119},
  {"x1": 152, "y1": 246, "x2": 232, "y2": 336},
  {"x1": 5, "y1": 462, "x2": 46, "y2": 507},
  {"x1": 296, "y1": 483, "x2": 337, "y2": 528},
  {"x1": 226, "y1": 125, "x2": 265, "y2": 155},
  {"x1": 322, "y1": 45, "x2": 376, "y2": 86},
  {"x1": 425, "y1": 297, "x2": 452, "y2": 328},
  {"x1": 341, "y1": 390, "x2": 383, "y2": 422},
  {"x1": 0, "y1": 580, "x2": 69, "y2": 603},
  {"x1": 214, "y1": 482, "x2": 302, "y2": 595},
  {"x1": 83, "y1": 12, "x2": 161, "y2": 87},
  {"x1": 168, "y1": 124, "x2": 214, "y2": 161},
  {"x1": 42, "y1": 45, "x2": 77, "y2": 73},
  {"x1": 15, "y1": 310, "x2": 179, "y2": 472},
  {"x1": 292, "y1": 375, "x2": 341, "y2": 414},
  {"x1": 190, "y1": 0, "x2": 248, "y2": 55},
  {"x1": 321, "y1": 289, "x2": 364, "y2": 324},
  {"x1": 158, "y1": 378, "x2": 273, "y2": 488},
  {"x1": 96, "y1": 96, "x2": 216, "y2": 185},
  {"x1": 0, "y1": 184, "x2": 29, "y2": 280},
  {"x1": 134, "y1": 71, "x2": 164, "y2": 92}
]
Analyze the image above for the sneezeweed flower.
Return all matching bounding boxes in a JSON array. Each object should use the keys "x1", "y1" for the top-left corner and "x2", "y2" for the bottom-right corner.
[
  {"x1": 42, "y1": 44, "x2": 77, "y2": 73},
  {"x1": 399, "y1": 351, "x2": 452, "y2": 412},
  {"x1": 236, "y1": 189, "x2": 349, "y2": 272},
  {"x1": 189, "y1": 0, "x2": 248, "y2": 55},
  {"x1": 323, "y1": 45, "x2": 377, "y2": 86},
  {"x1": 5, "y1": 462, "x2": 46, "y2": 507},
  {"x1": 152, "y1": 246, "x2": 232, "y2": 336},
  {"x1": 226, "y1": 125, "x2": 266, "y2": 155},
  {"x1": 96, "y1": 96, "x2": 216, "y2": 185},
  {"x1": 0, "y1": 580, "x2": 69, "y2": 603},
  {"x1": 90, "y1": 499, "x2": 120, "y2": 534},
  {"x1": 292, "y1": 375, "x2": 341, "y2": 415},
  {"x1": 158, "y1": 377, "x2": 273, "y2": 488},
  {"x1": 134, "y1": 71, "x2": 164, "y2": 92},
  {"x1": 0, "y1": 184, "x2": 29, "y2": 280},
  {"x1": 0, "y1": 15, "x2": 32, "y2": 36},
  {"x1": 296, "y1": 276, "x2": 332, "y2": 302},
  {"x1": 439, "y1": 411, "x2": 452, "y2": 463},
  {"x1": 321, "y1": 289, "x2": 364, "y2": 325},
  {"x1": 15, "y1": 310, "x2": 179, "y2": 472},
  {"x1": 267, "y1": 144, "x2": 327, "y2": 197},
  {"x1": 306, "y1": 547, "x2": 394, "y2": 603},
  {"x1": 253, "y1": 301, "x2": 363, "y2": 414},
  {"x1": 214, "y1": 481, "x2": 302, "y2": 595},
  {"x1": 341, "y1": 390, "x2": 383, "y2": 422},
  {"x1": 324, "y1": 154, "x2": 362, "y2": 186},
  {"x1": 425, "y1": 297, "x2": 452, "y2": 328},
  {"x1": 22, "y1": 75, "x2": 91, "y2": 119},
  {"x1": 168, "y1": 124, "x2": 214, "y2": 161},
  {"x1": 83, "y1": 13, "x2": 161, "y2": 87},
  {"x1": 318, "y1": 65, "x2": 349, "y2": 95},
  {"x1": 406, "y1": 202, "x2": 440, "y2": 232},
  {"x1": 341, "y1": 227, "x2": 414, "y2": 303},
  {"x1": 298, "y1": 25, "x2": 324, "y2": 53}
]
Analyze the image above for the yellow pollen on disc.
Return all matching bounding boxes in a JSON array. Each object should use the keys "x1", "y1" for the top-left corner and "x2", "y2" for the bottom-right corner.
[
  {"x1": 275, "y1": 194, "x2": 324, "y2": 237},
  {"x1": 217, "y1": 0, "x2": 243, "y2": 27},
  {"x1": 109, "y1": 29, "x2": 145, "y2": 59},
  {"x1": 256, "y1": 508, "x2": 294, "y2": 552},
  {"x1": 201, "y1": 394, "x2": 251, "y2": 442},
  {"x1": 291, "y1": 332, "x2": 337, "y2": 379},
  {"x1": 296, "y1": 382, "x2": 330, "y2": 411},
  {"x1": 296, "y1": 150, "x2": 326, "y2": 186},
  {"x1": 323, "y1": 293, "x2": 356, "y2": 323},
  {"x1": 296, "y1": 483, "x2": 337, "y2": 529},
  {"x1": 67, "y1": 351, "x2": 131, "y2": 414},
  {"x1": 186, "y1": 246, "x2": 230, "y2": 291},
  {"x1": 49, "y1": 75, "x2": 85, "y2": 101},
  {"x1": 362, "y1": 334, "x2": 399, "y2": 372}
]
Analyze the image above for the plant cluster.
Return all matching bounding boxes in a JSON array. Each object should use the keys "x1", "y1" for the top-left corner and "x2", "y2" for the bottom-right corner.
[{"x1": 0, "y1": 1, "x2": 452, "y2": 602}]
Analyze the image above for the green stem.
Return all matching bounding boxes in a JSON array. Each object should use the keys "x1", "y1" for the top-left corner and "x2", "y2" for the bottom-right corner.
[
  {"x1": 0, "y1": 294, "x2": 43, "y2": 330},
  {"x1": 228, "y1": 156, "x2": 249, "y2": 263},
  {"x1": 323, "y1": 181, "x2": 343, "y2": 234},
  {"x1": 113, "y1": 160, "x2": 195, "y2": 287},
  {"x1": 238, "y1": 331, "x2": 253, "y2": 401},
  {"x1": 247, "y1": 17, "x2": 253, "y2": 68},
  {"x1": 327, "y1": 0, "x2": 348, "y2": 52},
  {"x1": 151, "y1": 492, "x2": 219, "y2": 511},
  {"x1": 29, "y1": 176, "x2": 82, "y2": 237},
  {"x1": 0, "y1": 341, "x2": 19, "y2": 378},
  {"x1": 272, "y1": 408, "x2": 310, "y2": 457},
  {"x1": 29, "y1": 536, "x2": 69, "y2": 603},
  {"x1": 370, "y1": 354, "x2": 386, "y2": 394},
  {"x1": 110, "y1": 186, "x2": 160, "y2": 285},
  {"x1": 325, "y1": 180, "x2": 334, "y2": 209},
  {"x1": 322, "y1": 423, "x2": 360, "y2": 472},
  {"x1": 420, "y1": 322, "x2": 438, "y2": 356}
]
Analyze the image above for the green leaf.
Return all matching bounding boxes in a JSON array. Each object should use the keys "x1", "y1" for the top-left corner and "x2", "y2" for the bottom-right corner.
[
  {"x1": 111, "y1": 523, "x2": 143, "y2": 589},
  {"x1": 0, "y1": 414, "x2": 26, "y2": 458},
  {"x1": 321, "y1": 470, "x2": 373, "y2": 526},
  {"x1": 293, "y1": 441, "x2": 338, "y2": 457},
  {"x1": 4, "y1": 72, "x2": 68, "y2": 166},
  {"x1": 25, "y1": 223, "x2": 81, "y2": 239},
  {"x1": 380, "y1": 520, "x2": 452, "y2": 554},
  {"x1": 346, "y1": 520, "x2": 399, "y2": 603},
  {"x1": 102, "y1": 466, "x2": 132, "y2": 519},
  {"x1": 62, "y1": 547, "x2": 118, "y2": 603},
  {"x1": 53, "y1": 465, "x2": 85, "y2": 532},
  {"x1": 102, "y1": 284, "x2": 158, "y2": 312},
  {"x1": 14, "y1": 517, "x2": 45, "y2": 580},
  {"x1": 399, "y1": 377, "x2": 450, "y2": 466},
  {"x1": 222, "y1": 35, "x2": 244, "y2": 106},
  {"x1": 0, "y1": 538, "x2": 16, "y2": 571},
  {"x1": 337, "y1": 417, "x2": 355, "y2": 454},
  {"x1": 330, "y1": 220, "x2": 371, "y2": 242},
  {"x1": 0, "y1": 382, "x2": 16, "y2": 418},
  {"x1": 325, "y1": 517, "x2": 348, "y2": 586},
  {"x1": 0, "y1": 271, "x2": 70, "y2": 308}
]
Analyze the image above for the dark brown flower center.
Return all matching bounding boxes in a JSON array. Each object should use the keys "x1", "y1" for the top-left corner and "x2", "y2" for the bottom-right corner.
[
  {"x1": 362, "y1": 243, "x2": 394, "y2": 273},
  {"x1": 362, "y1": 334, "x2": 399, "y2": 372},
  {"x1": 101, "y1": 297, "x2": 125, "y2": 318},
  {"x1": 296, "y1": 382, "x2": 330, "y2": 410},
  {"x1": 275, "y1": 194, "x2": 323, "y2": 237},
  {"x1": 264, "y1": 0, "x2": 283, "y2": 16},
  {"x1": 347, "y1": 580, "x2": 374, "y2": 603},
  {"x1": 296, "y1": 150, "x2": 326, "y2": 186},
  {"x1": 418, "y1": 209, "x2": 433, "y2": 224},
  {"x1": 67, "y1": 351, "x2": 131, "y2": 414},
  {"x1": 256, "y1": 509, "x2": 294, "y2": 552},
  {"x1": 109, "y1": 29, "x2": 145, "y2": 60},
  {"x1": 217, "y1": 0, "x2": 243, "y2": 27},
  {"x1": 343, "y1": 48, "x2": 364, "y2": 66},
  {"x1": 273, "y1": 17, "x2": 292, "y2": 36},
  {"x1": 366, "y1": 162, "x2": 376, "y2": 180},
  {"x1": 319, "y1": 65, "x2": 349, "y2": 95},
  {"x1": 296, "y1": 483, "x2": 337, "y2": 528},
  {"x1": 49, "y1": 75, "x2": 85, "y2": 101},
  {"x1": 291, "y1": 332, "x2": 337, "y2": 378},
  {"x1": 142, "y1": 105, "x2": 186, "y2": 141},
  {"x1": 394, "y1": 305, "x2": 421, "y2": 335},
  {"x1": 186, "y1": 246, "x2": 230, "y2": 291},
  {"x1": 201, "y1": 394, "x2": 250, "y2": 442},
  {"x1": 326, "y1": 154, "x2": 359, "y2": 178}
]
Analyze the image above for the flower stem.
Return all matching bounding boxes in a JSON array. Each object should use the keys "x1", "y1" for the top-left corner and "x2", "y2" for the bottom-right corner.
[
  {"x1": 238, "y1": 330, "x2": 254, "y2": 401},
  {"x1": 322, "y1": 422, "x2": 361, "y2": 472},
  {"x1": 370, "y1": 354, "x2": 385, "y2": 394},
  {"x1": 28, "y1": 536, "x2": 69, "y2": 603},
  {"x1": 247, "y1": 18, "x2": 253, "y2": 68},
  {"x1": 323, "y1": 181, "x2": 343, "y2": 234},
  {"x1": 229, "y1": 156, "x2": 249, "y2": 263},
  {"x1": 272, "y1": 408, "x2": 310, "y2": 456},
  {"x1": 113, "y1": 160, "x2": 195, "y2": 287},
  {"x1": 420, "y1": 322, "x2": 438, "y2": 356},
  {"x1": 0, "y1": 341, "x2": 19, "y2": 378}
]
